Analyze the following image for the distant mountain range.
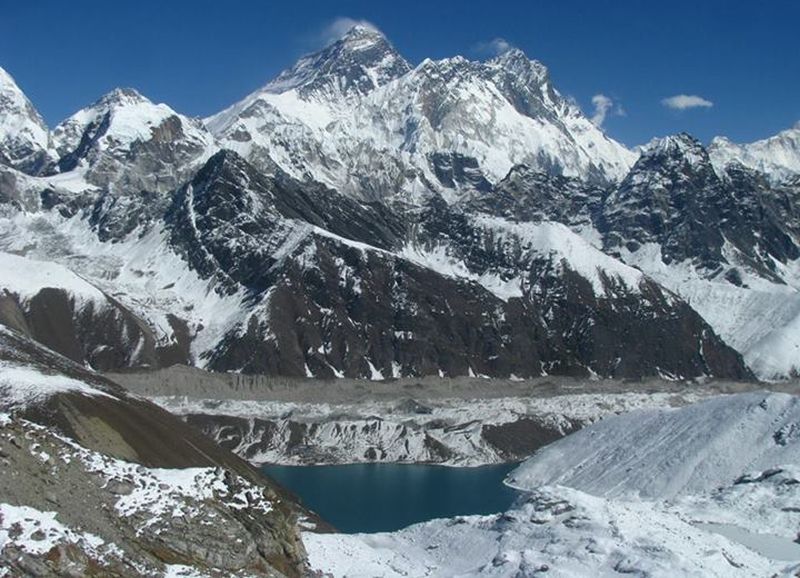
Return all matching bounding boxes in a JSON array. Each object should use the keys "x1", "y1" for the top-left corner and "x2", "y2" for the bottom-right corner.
[{"x1": 1, "y1": 24, "x2": 799, "y2": 380}]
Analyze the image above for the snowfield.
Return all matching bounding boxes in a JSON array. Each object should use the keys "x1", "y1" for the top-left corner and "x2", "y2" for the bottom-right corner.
[
  {"x1": 0, "y1": 251, "x2": 110, "y2": 308},
  {"x1": 507, "y1": 391, "x2": 800, "y2": 499}
]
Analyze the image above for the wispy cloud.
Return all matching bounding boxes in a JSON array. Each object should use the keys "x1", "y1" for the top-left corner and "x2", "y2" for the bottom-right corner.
[
  {"x1": 318, "y1": 17, "x2": 382, "y2": 46},
  {"x1": 661, "y1": 94, "x2": 714, "y2": 111},
  {"x1": 474, "y1": 37, "x2": 514, "y2": 57},
  {"x1": 590, "y1": 94, "x2": 613, "y2": 127},
  {"x1": 590, "y1": 94, "x2": 625, "y2": 127}
]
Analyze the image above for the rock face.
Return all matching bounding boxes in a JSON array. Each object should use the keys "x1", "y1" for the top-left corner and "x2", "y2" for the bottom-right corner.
[
  {"x1": 0, "y1": 326, "x2": 312, "y2": 577},
  {"x1": 603, "y1": 134, "x2": 799, "y2": 278},
  {"x1": 473, "y1": 165, "x2": 605, "y2": 228},
  {"x1": 158, "y1": 151, "x2": 749, "y2": 380}
]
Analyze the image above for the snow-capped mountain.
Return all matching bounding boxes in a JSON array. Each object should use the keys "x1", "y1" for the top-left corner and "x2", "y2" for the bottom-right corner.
[
  {"x1": 0, "y1": 67, "x2": 53, "y2": 174},
  {"x1": 207, "y1": 26, "x2": 636, "y2": 202},
  {"x1": 599, "y1": 135, "x2": 800, "y2": 379},
  {"x1": 0, "y1": 144, "x2": 749, "y2": 379},
  {"x1": 52, "y1": 87, "x2": 217, "y2": 190},
  {"x1": 710, "y1": 122, "x2": 800, "y2": 183},
  {"x1": 3, "y1": 25, "x2": 800, "y2": 379},
  {"x1": 45, "y1": 87, "x2": 218, "y2": 240},
  {"x1": 258, "y1": 24, "x2": 412, "y2": 101},
  {"x1": 159, "y1": 150, "x2": 745, "y2": 379}
]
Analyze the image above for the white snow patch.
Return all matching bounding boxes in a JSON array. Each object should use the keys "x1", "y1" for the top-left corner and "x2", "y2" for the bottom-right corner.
[
  {"x1": 0, "y1": 503, "x2": 106, "y2": 559},
  {"x1": 0, "y1": 360, "x2": 114, "y2": 409},
  {"x1": 0, "y1": 251, "x2": 108, "y2": 308}
]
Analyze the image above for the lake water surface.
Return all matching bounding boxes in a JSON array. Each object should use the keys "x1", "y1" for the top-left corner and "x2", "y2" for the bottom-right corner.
[{"x1": 263, "y1": 462, "x2": 520, "y2": 533}]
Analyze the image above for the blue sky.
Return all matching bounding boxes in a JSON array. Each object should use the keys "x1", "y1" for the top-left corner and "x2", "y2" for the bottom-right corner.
[{"x1": 1, "y1": 0, "x2": 797, "y2": 147}]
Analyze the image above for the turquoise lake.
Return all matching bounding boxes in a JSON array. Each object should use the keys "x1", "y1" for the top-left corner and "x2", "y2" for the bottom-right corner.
[{"x1": 262, "y1": 462, "x2": 520, "y2": 533}]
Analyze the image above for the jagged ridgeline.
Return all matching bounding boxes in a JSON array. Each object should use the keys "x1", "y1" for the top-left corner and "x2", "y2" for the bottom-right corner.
[{"x1": 1, "y1": 24, "x2": 799, "y2": 380}]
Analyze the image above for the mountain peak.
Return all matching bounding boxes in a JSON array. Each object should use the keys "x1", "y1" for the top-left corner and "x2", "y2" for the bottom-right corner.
[
  {"x1": 643, "y1": 133, "x2": 707, "y2": 161},
  {"x1": 708, "y1": 123, "x2": 800, "y2": 183},
  {"x1": 338, "y1": 23, "x2": 386, "y2": 46},
  {"x1": 0, "y1": 66, "x2": 18, "y2": 89},
  {"x1": 0, "y1": 65, "x2": 52, "y2": 173},
  {"x1": 95, "y1": 87, "x2": 150, "y2": 109},
  {"x1": 488, "y1": 48, "x2": 548, "y2": 79},
  {"x1": 264, "y1": 25, "x2": 410, "y2": 99}
]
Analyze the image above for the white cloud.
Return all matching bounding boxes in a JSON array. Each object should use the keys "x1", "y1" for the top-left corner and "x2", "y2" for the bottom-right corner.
[
  {"x1": 319, "y1": 17, "x2": 382, "y2": 46},
  {"x1": 590, "y1": 94, "x2": 614, "y2": 127},
  {"x1": 661, "y1": 94, "x2": 714, "y2": 110},
  {"x1": 475, "y1": 37, "x2": 514, "y2": 57},
  {"x1": 589, "y1": 94, "x2": 626, "y2": 127}
]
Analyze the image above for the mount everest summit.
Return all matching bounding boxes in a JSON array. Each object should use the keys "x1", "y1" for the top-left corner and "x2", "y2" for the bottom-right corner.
[{"x1": 1, "y1": 25, "x2": 799, "y2": 380}]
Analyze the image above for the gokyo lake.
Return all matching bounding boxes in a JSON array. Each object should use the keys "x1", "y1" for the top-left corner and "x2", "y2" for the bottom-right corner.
[{"x1": 262, "y1": 462, "x2": 520, "y2": 533}]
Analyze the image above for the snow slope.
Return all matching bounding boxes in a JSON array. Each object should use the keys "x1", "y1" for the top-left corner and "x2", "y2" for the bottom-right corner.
[
  {"x1": 0, "y1": 358, "x2": 113, "y2": 410},
  {"x1": 620, "y1": 243, "x2": 800, "y2": 380},
  {"x1": 0, "y1": 211, "x2": 248, "y2": 365},
  {"x1": 471, "y1": 216, "x2": 645, "y2": 297},
  {"x1": 0, "y1": 251, "x2": 108, "y2": 307},
  {"x1": 507, "y1": 391, "x2": 800, "y2": 499}
]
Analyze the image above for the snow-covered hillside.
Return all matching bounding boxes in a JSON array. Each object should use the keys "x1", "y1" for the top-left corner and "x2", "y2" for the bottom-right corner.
[
  {"x1": 305, "y1": 478, "x2": 796, "y2": 577},
  {"x1": 619, "y1": 243, "x2": 800, "y2": 380},
  {"x1": 508, "y1": 391, "x2": 800, "y2": 498}
]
